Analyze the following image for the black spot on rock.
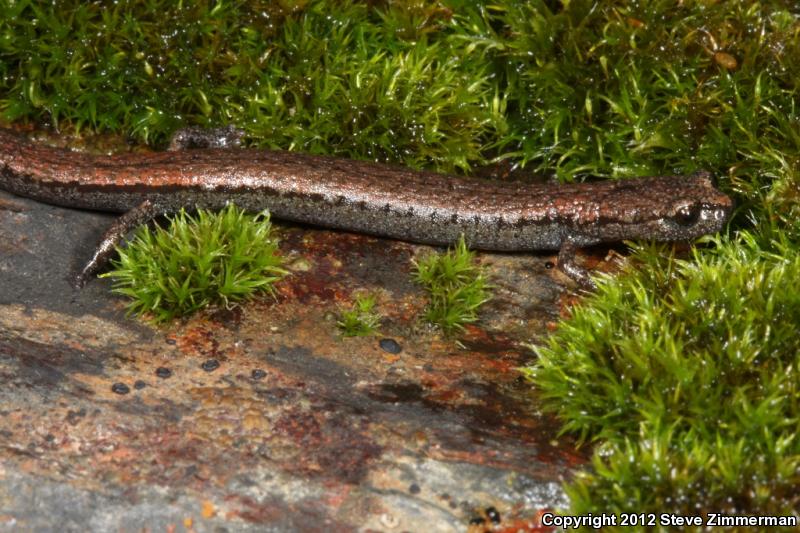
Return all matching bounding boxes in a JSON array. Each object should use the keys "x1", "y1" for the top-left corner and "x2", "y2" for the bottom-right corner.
[
  {"x1": 379, "y1": 338, "x2": 402, "y2": 354},
  {"x1": 202, "y1": 359, "x2": 220, "y2": 372},
  {"x1": 111, "y1": 383, "x2": 130, "y2": 395}
]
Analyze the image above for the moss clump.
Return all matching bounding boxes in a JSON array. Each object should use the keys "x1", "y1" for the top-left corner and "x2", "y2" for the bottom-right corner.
[
  {"x1": 337, "y1": 292, "x2": 382, "y2": 337},
  {"x1": 0, "y1": 1, "x2": 502, "y2": 172},
  {"x1": 525, "y1": 215, "x2": 800, "y2": 528},
  {"x1": 413, "y1": 236, "x2": 490, "y2": 334},
  {"x1": 102, "y1": 204, "x2": 285, "y2": 322}
]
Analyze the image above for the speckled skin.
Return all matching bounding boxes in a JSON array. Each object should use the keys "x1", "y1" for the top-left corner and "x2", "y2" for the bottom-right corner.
[{"x1": 0, "y1": 128, "x2": 732, "y2": 286}]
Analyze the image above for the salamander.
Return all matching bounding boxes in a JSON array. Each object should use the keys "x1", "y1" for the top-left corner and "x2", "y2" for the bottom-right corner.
[{"x1": 0, "y1": 127, "x2": 733, "y2": 287}]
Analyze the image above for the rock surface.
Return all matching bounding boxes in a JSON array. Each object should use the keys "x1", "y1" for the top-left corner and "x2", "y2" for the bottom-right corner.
[{"x1": 0, "y1": 185, "x2": 590, "y2": 532}]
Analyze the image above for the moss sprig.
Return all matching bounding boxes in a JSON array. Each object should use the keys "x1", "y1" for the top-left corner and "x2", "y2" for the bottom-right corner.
[{"x1": 336, "y1": 292, "x2": 382, "y2": 337}]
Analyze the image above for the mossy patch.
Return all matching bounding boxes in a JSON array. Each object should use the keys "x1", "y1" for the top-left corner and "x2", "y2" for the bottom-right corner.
[
  {"x1": 102, "y1": 204, "x2": 285, "y2": 322},
  {"x1": 525, "y1": 222, "x2": 800, "y2": 528},
  {"x1": 413, "y1": 236, "x2": 491, "y2": 334},
  {"x1": 337, "y1": 292, "x2": 382, "y2": 337}
]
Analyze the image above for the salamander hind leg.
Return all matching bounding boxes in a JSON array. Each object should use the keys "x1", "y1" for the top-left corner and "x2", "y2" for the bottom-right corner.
[
  {"x1": 557, "y1": 237, "x2": 597, "y2": 290},
  {"x1": 74, "y1": 200, "x2": 169, "y2": 288}
]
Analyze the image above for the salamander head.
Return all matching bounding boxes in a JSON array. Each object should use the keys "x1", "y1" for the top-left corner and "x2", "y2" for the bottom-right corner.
[
  {"x1": 654, "y1": 171, "x2": 733, "y2": 241},
  {"x1": 595, "y1": 171, "x2": 733, "y2": 242}
]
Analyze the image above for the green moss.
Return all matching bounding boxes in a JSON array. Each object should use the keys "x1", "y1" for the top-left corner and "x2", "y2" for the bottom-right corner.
[
  {"x1": 2, "y1": 1, "x2": 798, "y2": 193},
  {"x1": 337, "y1": 292, "x2": 382, "y2": 337},
  {"x1": 101, "y1": 204, "x2": 286, "y2": 322},
  {"x1": 524, "y1": 219, "x2": 800, "y2": 527},
  {"x1": 413, "y1": 236, "x2": 490, "y2": 334},
  {"x1": 0, "y1": 0, "x2": 503, "y2": 171}
]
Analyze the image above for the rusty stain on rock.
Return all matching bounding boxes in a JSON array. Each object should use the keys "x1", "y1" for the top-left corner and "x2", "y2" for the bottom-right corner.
[{"x1": 0, "y1": 180, "x2": 591, "y2": 531}]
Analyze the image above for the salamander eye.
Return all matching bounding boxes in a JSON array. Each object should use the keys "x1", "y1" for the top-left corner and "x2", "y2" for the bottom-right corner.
[{"x1": 674, "y1": 202, "x2": 701, "y2": 225}]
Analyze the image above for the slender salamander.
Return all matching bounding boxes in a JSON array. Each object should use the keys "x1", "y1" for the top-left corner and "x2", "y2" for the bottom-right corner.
[{"x1": 0, "y1": 127, "x2": 733, "y2": 287}]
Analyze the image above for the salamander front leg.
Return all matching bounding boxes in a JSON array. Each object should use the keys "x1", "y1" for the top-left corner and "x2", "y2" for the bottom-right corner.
[
  {"x1": 168, "y1": 125, "x2": 244, "y2": 151},
  {"x1": 74, "y1": 200, "x2": 167, "y2": 288},
  {"x1": 557, "y1": 237, "x2": 596, "y2": 290}
]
